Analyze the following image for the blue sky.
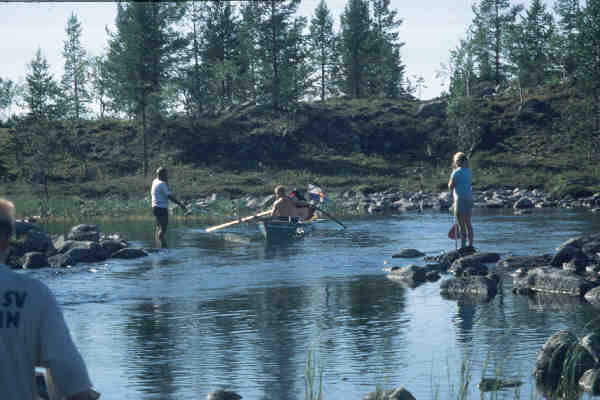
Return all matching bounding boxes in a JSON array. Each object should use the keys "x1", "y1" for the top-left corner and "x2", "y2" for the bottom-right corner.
[{"x1": 0, "y1": 1, "x2": 479, "y2": 100}]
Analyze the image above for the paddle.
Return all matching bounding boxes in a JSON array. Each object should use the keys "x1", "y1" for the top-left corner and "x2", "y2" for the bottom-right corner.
[
  {"x1": 205, "y1": 210, "x2": 271, "y2": 233},
  {"x1": 312, "y1": 205, "x2": 346, "y2": 229}
]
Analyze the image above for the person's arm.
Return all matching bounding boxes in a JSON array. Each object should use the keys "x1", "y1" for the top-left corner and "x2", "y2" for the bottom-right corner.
[
  {"x1": 448, "y1": 169, "x2": 456, "y2": 191},
  {"x1": 168, "y1": 194, "x2": 185, "y2": 208},
  {"x1": 271, "y1": 199, "x2": 281, "y2": 216},
  {"x1": 39, "y1": 285, "x2": 98, "y2": 400}
]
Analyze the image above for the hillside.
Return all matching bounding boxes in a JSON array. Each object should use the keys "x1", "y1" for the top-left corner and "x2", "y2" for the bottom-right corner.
[{"x1": 0, "y1": 84, "x2": 598, "y2": 210}]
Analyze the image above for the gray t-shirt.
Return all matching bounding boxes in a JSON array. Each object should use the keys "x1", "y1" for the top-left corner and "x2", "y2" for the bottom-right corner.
[
  {"x1": 450, "y1": 167, "x2": 472, "y2": 199},
  {"x1": 0, "y1": 263, "x2": 97, "y2": 400}
]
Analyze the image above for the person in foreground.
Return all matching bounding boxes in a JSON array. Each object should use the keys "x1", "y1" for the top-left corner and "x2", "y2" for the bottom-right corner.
[
  {"x1": 448, "y1": 152, "x2": 474, "y2": 249},
  {"x1": 270, "y1": 185, "x2": 315, "y2": 220},
  {"x1": 0, "y1": 198, "x2": 99, "y2": 400},
  {"x1": 151, "y1": 167, "x2": 185, "y2": 248}
]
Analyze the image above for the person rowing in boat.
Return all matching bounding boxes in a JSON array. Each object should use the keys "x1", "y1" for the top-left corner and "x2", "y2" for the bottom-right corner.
[{"x1": 270, "y1": 185, "x2": 315, "y2": 220}]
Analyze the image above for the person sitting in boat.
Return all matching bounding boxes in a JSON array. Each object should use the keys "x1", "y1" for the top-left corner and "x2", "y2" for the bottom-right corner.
[{"x1": 271, "y1": 185, "x2": 315, "y2": 220}]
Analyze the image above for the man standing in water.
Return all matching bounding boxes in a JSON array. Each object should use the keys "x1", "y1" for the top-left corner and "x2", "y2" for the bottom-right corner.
[
  {"x1": 0, "y1": 198, "x2": 100, "y2": 400},
  {"x1": 151, "y1": 167, "x2": 185, "y2": 248}
]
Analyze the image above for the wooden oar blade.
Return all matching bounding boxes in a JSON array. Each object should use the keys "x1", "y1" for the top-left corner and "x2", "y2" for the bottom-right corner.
[{"x1": 205, "y1": 210, "x2": 271, "y2": 233}]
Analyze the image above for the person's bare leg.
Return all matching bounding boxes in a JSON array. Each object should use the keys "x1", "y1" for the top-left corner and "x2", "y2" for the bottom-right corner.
[
  {"x1": 457, "y1": 213, "x2": 468, "y2": 248},
  {"x1": 466, "y1": 213, "x2": 473, "y2": 247},
  {"x1": 156, "y1": 224, "x2": 168, "y2": 248}
]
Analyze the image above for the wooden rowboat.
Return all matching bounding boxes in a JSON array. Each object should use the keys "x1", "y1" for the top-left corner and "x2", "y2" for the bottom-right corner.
[{"x1": 257, "y1": 217, "x2": 313, "y2": 242}]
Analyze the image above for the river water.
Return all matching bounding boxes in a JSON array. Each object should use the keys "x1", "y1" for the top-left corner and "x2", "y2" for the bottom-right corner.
[{"x1": 25, "y1": 209, "x2": 600, "y2": 400}]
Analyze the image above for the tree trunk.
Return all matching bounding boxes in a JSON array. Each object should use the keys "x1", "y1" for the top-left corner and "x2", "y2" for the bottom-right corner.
[{"x1": 142, "y1": 107, "x2": 148, "y2": 177}]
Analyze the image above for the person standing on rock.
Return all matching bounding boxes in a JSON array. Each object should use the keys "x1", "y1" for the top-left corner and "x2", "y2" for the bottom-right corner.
[
  {"x1": 0, "y1": 198, "x2": 100, "y2": 400},
  {"x1": 448, "y1": 152, "x2": 474, "y2": 249},
  {"x1": 151, "y1": 167, "x2": 185, "y2": 248}
]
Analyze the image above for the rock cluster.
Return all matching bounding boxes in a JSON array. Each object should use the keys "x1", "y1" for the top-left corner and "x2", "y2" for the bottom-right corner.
[
  {"x1": 534, "y1": 331, "x2": 600, "y2": 396},
  {"x1": 188, "y1": 186, "x2": 600, "y2": 217},
  {"x1": 7, "y1": 222, "x2": 150, "y2": 269}
]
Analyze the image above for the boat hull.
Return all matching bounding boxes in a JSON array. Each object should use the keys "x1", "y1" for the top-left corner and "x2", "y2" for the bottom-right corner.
[{"x1": 257, "y1": 218, "x2": 312, "y2": 242}]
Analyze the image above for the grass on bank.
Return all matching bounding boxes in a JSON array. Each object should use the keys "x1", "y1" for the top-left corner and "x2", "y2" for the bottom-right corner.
[{"x1": 3, "y1": 145, "x2": 600, "y2": 221}]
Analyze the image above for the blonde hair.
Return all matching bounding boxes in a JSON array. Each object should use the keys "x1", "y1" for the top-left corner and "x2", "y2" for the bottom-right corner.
[
  {"x1": 274, "y1": 185, "x2": 286, "y2": 197},
  {"x1": 453, "y1": 152, "x2": 468, "y2": 167},
  {"x1": 0, "y1": 198, "x2": 15, "y2": 239}
]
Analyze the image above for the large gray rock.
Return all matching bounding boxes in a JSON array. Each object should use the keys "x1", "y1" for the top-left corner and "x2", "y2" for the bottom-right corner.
[
  {"x1": 513, "y1": 197, "x2": 534, "y2": 209},
  {"x1": 584, "y1": 286, "x2": 600, "y2": 305},
  {"x1": 513, "y1": 267, "x2": 595, "y2": 296},
  {"x1": 497, "y1": 254, "x2": 553, "y2": 271},
  {"x1": 67, "y1": 224, "x2": 100, "y2": 242},
  {"x1": 14, "y1": 220, "x2": 41, "y2": 237},
  {"x1": 533, "y1": 331, "x2": 578, "y2": 389},
  {"x1": 580, "y1": 369, "x2": 600, "y2": 395},
  {"x1": 22, "y1": 252, "x2": 48, "y2": 269},
  {"x1": 49, "y1": 243, "x2": 109, "y2": 267},
  {"x1": 363, "y1": 387, "x2": 416, "y2": 400},
  {"x1": 424, "y1": 246, "x2": 476, "y2": 270},
  {"x1": 207, "y1": 389, "x2": 242, "y2": 400},
  {"x1": 386, "y1": 264, "x2": 426, "y2": 287},
  {"x1": 551, "y1": 245, "x2": 587, "y2": 267},
  {"x1": 581, "y1": 334, "x2": 600, "y2": 365},
  {"x1": 440, "y1": 274, "x2": 500, "y2": 298},
  {"x1": 99, "y1": 240, "x2": 128, "y2": 257},
  {"x1": 392, "y1": 249, "x2": 425, "y2": 258},
  {"x1": 23, "y1": 230, "x2": 54, "y2": 254},
  {"x1": 111, "y1": 248, "x2": 148, "y2": 259},
  {"x1": 449, "y1": 256, "x2": 489, "y2": 277}
]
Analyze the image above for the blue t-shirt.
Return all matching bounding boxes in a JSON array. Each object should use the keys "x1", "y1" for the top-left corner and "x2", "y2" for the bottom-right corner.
[{"x1": 450, "y1": 167, "x2": 472, "y2": 198}]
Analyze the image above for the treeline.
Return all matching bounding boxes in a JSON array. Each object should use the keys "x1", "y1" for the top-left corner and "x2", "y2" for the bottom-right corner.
[
  {"x1": 441, "y1": 0, "x2": 600, "y2": 157},
  {"x1": 0, "y1": 0, "x2": 408, "y2": 178}
]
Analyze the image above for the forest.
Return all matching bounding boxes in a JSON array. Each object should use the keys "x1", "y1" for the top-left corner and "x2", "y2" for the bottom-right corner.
[{"x1": 0, "y1": 0, "x2": 599, "y2": 213}]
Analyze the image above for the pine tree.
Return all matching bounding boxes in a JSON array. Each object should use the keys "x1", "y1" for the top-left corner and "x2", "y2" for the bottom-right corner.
[
  {"x1": 281, "y1": 16, "x2": 312, "y2": 106},
  {"x1": 236, "y1": 1, "x2": 262, "y2": 105},
  {"x1": 25, "y1": 49, "x2": 61, "y2": 119},
  {"x1": 255, "y1": 0, "x2": 301, "y2": 110},
  {"x1": 22, "y1": 49, "x2": 64, "y2": 214},
  {"x1": 576, "y1": 0, "x2": 600, "y2": 131},
  {"x1": 309, "y1": 0, "x2": 336, "y2": 101},
  {"x1": 106, "y1": 1, "x2": 186, "y2": 176},
  {"x1": 339, "y1": 0, "x2": 371, "y2": 98},
  {"x1": 62, "y1": 12, "x2": 90, "y2": 120},
  {"x1": 554, "y1": 0, "x2": 582, "y2": 78},
  {"x1": 0, "y1": 78, "x2": 15, "y2": 120},
  {"x1": 202, "y1": 0, "x2": 239, "y2": 109},
  {"x1": 470, "y1": 0, "x2": 523, "y2": 88},
  {"x1": 368, "y1": 0, "x2": 405, "y2": 97},
  {"x1": 506, "y1": 0, "x2": 555, "y2": 91},
  {"x1": 179, "y1": 0, "x2": 208, "y2": 117}
]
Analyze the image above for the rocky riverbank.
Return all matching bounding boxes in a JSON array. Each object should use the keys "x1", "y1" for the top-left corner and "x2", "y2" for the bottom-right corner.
[{"x1": 188, "y1": 186, "x2": 600, "y2": 217}]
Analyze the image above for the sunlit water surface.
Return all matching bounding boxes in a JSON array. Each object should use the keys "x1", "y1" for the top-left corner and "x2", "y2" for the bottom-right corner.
[{"x1": 24, "y1": 209, "x2": 600, "y2": 400}]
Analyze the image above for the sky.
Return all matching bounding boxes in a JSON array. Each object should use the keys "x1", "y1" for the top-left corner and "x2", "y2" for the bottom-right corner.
[{"x1": 0, "y1": 1, "x2": 479, "y2": 101}]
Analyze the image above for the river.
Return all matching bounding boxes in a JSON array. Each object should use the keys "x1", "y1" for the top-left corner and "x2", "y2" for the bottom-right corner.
[{"x1": 25, "y1": 208, "x2": 600, "y2": 400}]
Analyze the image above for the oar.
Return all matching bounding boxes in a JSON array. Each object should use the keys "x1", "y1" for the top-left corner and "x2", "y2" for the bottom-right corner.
[
  {"x1": 205, "y1": 210, "x2": 271, "y2": 233},
  {"x1": 313, "y1": 205, "x2": 346, "y2": 229}
]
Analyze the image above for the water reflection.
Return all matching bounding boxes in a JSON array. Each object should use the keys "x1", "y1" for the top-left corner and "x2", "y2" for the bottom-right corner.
[
  {"x1": 34, "y1": 209, "x2": 600, "y2": 399},
  {"x1": 124, "y1": 301, "x2": 178, "y2": 399}
]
